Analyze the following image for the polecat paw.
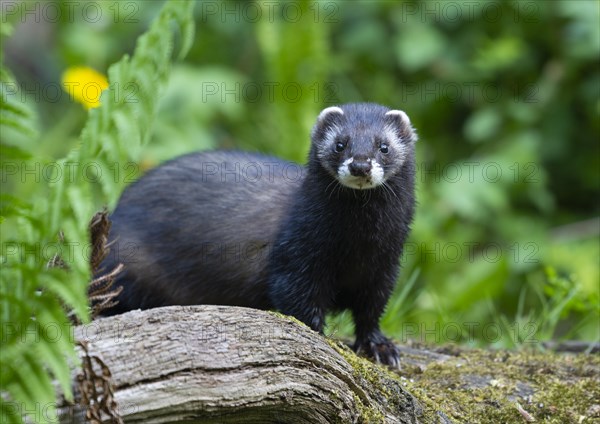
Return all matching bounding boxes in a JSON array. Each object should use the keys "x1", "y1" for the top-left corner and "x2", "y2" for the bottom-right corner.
[{"x1": 355, "y1": 338, "x2": 401, "y2": 368}]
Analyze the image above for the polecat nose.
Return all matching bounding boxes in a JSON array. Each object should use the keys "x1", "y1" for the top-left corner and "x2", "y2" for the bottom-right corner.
[{"x1": 349, "y1": 160, "x2": 372, "y2": 177}]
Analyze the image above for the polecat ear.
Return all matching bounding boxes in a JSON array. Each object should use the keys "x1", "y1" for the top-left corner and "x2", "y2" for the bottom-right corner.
[
  {"x1": 317, "y1": 106, "x2": 344, "y2": 127},
  {"x1": 385, "y1": 109, "x2": 417, "y2": 143},
  {"x1": 312, "y1": 106, "x2": 344, "y2": 142}
]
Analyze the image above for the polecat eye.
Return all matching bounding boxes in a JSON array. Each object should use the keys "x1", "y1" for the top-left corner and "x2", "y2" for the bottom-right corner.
[
  {"x1": 335, "y1": 142, "x2": 345, "y2": 153},
  {"x1": 380, "y1": 144, "x2": 389, "y2": 154}
]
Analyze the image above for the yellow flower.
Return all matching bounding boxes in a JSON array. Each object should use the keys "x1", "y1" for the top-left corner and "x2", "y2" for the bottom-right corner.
[{"x1": 62, "y1": 66, "x2": 109, "y2": 110}]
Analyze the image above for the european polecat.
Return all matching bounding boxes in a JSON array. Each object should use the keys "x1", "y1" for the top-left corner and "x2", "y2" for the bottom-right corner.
[{"x1": 98, "y1": 103, "x2": 417, "y2": 367}]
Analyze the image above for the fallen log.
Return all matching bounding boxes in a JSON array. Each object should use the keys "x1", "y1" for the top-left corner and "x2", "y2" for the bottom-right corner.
[{"x1": 57, "y1": 305, "x2": 421, "y2": 423}]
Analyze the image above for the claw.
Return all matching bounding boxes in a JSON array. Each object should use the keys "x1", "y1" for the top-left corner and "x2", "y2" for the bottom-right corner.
[{"x1": 354, "y1": 337, "x2": 401, "y2": 368}]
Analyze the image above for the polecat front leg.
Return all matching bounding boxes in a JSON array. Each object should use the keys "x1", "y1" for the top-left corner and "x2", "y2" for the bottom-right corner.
[{"x1": 351, "y1": 280, "x2": 401, "y2": 368}]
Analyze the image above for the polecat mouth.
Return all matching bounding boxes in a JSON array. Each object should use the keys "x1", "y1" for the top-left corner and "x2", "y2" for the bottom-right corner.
[
  {"x1": 337, "y1": 175, "x2": 378, "y2": 190},
  {"x1": 337, "y1": 159, "x2": 385, "y2": 190}
]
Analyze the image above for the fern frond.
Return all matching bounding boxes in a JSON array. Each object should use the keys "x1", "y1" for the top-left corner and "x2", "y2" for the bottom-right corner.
[{"x1": 0, "y1": 2, "x2": 195, "y2": 423}]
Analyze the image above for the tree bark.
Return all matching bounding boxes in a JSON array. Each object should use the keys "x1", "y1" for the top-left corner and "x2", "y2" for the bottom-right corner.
[{"x1": 57, "y1": 305, "x2": 421, "y2": 423}]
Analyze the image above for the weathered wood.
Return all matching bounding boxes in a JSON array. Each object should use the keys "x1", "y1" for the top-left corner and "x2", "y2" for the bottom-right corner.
[{"x1": 57, "y1": 305, "x2": 421, "y2": 423}]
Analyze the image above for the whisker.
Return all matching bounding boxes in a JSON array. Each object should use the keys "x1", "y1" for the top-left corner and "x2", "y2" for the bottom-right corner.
[
  {"x1": 361, "y1": 189, "x2": 372, "y2": 207},
  {"x1": 325, "y1": 179, "x2": 337, "y2": 200},
  {"x1": 335, "y1": 182, "x2": 343, "y2": 199},
  {"x1": 383, "y1": 181, "x2": 398, "y2": 200}
]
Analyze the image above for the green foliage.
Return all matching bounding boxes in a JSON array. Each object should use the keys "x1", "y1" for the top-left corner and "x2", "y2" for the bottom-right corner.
[
  {"x1": 314, "y1": 1, "x2": 598, "y2": 347},
  {"x1": 1, "y1": 7, "x2": 598, "y2": 419},
  {"x1": 253, "y1": 0, "x2": 330, "y2": 162},
  {"x1": 0, "y1": 1, "x2": 195, "y2": 422}
]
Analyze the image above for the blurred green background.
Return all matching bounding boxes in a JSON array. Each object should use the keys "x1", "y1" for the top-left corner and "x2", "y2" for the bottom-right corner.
[{"x1": 3, "y1": 0, "x2": 599, "y2": 347}]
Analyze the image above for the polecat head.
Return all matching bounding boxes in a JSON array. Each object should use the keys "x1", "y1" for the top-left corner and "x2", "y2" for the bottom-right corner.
[{"x1": 311, "y1": 103, "x2": 417, "y2": 190}]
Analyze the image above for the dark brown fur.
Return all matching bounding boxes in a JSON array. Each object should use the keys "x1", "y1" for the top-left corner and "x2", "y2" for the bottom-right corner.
[{"x1": 97, "y1": 103, "x2": 417, "y2": 366}]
